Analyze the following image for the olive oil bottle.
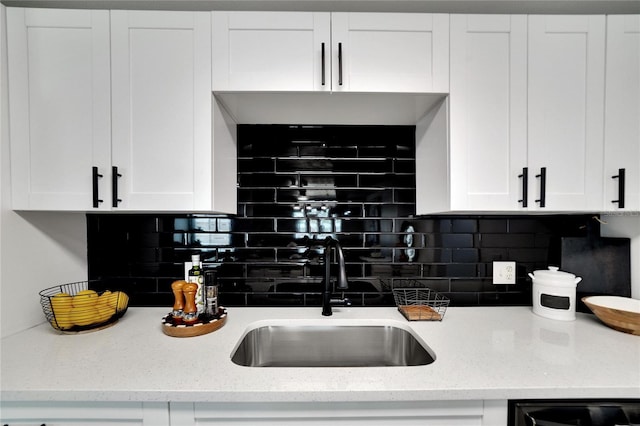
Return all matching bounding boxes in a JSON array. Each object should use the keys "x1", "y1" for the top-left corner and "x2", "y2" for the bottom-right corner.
[{"x1": 187, "y1": 254, "x2": 204, "y2": 315}]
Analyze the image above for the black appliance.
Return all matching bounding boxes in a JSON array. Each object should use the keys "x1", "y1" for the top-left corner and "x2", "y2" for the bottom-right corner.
[
  {"x1": 549, "y1": 236, "x2": 631, "y2": 313},
  {"x1": 509, "y1": 399, "x2": 640, "y2": 426}
]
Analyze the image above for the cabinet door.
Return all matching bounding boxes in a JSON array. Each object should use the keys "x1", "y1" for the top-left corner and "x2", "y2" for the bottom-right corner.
[
  {"x1": 449, "y1": 15, "x2": 527, "y2": 211},
  {"x1": 331, "y1": 13, "x2": 449, "y2": 93},
  {"x1": 212, "y1": 12, "x2": 331, "y2": 91},
  {"x1": 7, "y1": 8, "x2": 111, "y2": 210},
  {"x1": 111, "y1": 11, "x2": 212, "y2": 211},
  {"x1": 604, "y1": 15, "x2": 640, "y2": 211},
  {"x1": 528, "y1": 15, "x2": 605, "y2": 211},
  {"x1": 0, "y1": 401, "x2": 169, "y2": 426},
  {"x1": 170, "y1": 401, "x2": 485, "y2": 426}
]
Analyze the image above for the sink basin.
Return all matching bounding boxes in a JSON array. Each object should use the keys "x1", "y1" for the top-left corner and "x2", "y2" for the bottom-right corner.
[{"x1": 231, "y1": 321, "x2": 435, "y2": 367}]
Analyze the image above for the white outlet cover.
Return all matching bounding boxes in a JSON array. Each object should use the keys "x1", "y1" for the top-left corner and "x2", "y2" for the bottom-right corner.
[{"x1": 493, "y1": 261, "x2": 516, "y2": 285}]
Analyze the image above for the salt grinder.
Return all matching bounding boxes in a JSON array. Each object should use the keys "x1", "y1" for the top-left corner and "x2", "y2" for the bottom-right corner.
[
  {"x1": 181, "y1": 282, "x2": 198, "y2": 323},
  {"x1": 171, "y1": 280, "x2": 186, "y2": 318}
]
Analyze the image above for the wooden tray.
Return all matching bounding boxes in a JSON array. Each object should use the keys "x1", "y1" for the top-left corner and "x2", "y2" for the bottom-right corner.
[
  {"x1": 162, "y1": 307, "x2": 227, "y2": 338},
  {"x1": 398, "y1": 305, "x2": 443, "y2": 321}
]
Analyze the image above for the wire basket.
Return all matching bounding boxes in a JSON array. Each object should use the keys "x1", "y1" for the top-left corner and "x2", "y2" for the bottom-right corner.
[
  {"x1": 393, "y1": 287, "x2": 449, "y2": 321},
  {"x1": 39, "y1": 281, "x2": 129, "y2": 333}
]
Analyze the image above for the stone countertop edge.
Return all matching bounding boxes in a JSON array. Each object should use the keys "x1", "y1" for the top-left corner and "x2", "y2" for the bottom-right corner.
[{"x1": 1, "y1": 306, "x2": 639, "y2": 402}]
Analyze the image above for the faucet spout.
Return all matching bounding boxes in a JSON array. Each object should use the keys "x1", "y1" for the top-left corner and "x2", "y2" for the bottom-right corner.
[{"x1": 322, "y1": 237, "x2": 350, "y2": 316}]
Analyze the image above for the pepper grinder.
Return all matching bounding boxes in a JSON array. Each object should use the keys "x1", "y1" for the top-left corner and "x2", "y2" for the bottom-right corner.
[
  {"x1": 171, "y1": 280, "x2": 186, "y2": 318},
  {"x1": 182, "y1": 282, "x2": 198, "y2": 323}
]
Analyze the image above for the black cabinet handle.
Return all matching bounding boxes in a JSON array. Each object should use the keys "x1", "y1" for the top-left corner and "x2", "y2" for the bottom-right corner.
[
  {"x1": 321, "y1": 42, "x2": 326, "y2": 86},
  {"x1": 518, "y1": 167, "x2": 528, "y2": 207},
  {"x1": 338, "y1": 42, "x2": 343, "y2": 86},
  {"x1": 92, "y1": 166, "x2": 103, "y2": 208},
  {"x1": 535, "y1": 167, "x2": 546, "y2": 208},
  {"x1": 612, "y1": 168, "x2": 626, "y2": 208},
  {"x1": 112, "y1": 166, "x2": 122, "y2": 208}
]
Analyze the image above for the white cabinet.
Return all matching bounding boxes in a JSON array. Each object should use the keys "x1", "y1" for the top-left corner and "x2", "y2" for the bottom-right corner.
[
  {"x1": 212, "y1": 12, "x2": 330, "y2": 92},
  {"x1": 420, "y1": 14, "x2": 606, "y2": 214},
  {"x1": 169, "y1": 400, "x2": 505, "y2": 426},
  {"x1": 1, "y1": 400, "x2": 506, "y2": 426},
  {"x1": 528, "y1": 15, "x2": 605, "y2": 211},
  {"x1": 110, "y1": 11, "x2": 214, "y2": 211},
  {"x1": 7, "y1": 8, "x2": 111, "y2": 211},
  {"x1": 8, "y1": 8, "x2": 236, "y2": 212},
  {"x1": 331, "y1": 13, "x2": 449, "y2": 92},
  {"x1": 604, "y1": 15, "x2": 640, "y2": 212},
  {"x1": 0, "y1": 401, "x2": 169, "y2": 426},
  {"x1": 448, "y1": 14, "x2": 527, "y2": 211},
  {"x1": 212, "y1": 11, "x2": 449, "y2": 93}
]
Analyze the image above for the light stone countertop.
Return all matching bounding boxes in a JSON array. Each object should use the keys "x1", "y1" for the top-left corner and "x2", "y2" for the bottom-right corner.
[{"x1": 1, "y1": 306, "x2": 639, "y2": 402}]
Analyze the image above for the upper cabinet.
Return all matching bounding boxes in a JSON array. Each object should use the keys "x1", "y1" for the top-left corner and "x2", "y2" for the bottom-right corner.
[
  {"x1": 528, "y1": 15, "x2": 605, "y2": 211},
  {"x1": 330, "y1": 13, "x2": 449, "y2": 92},
  {"x1": 604, "y1": 15, "x2": 640, "y2": 212},
  {"x1": 7, "y1": 8, "x2": 633, "y2": 215},
  {"x1": 7, "y1": 8, "x2": 112, "y2": 210},
  {"x1": 212, "y1": 12, "x2": 330, "y2": 92},
  {"x1": 447, "y1": 15, "x2": 527, "y2": 211},
  {"x1": 212, "y1": 11, "x2": 449, "y2": 93},
  {"x1": 420, "y1": 14, "x2": 607, "y2": 214},
  {"x1": 8, "y1": 8, "x2": 237, "y2": 213},
  {"x1": 110, "y1": 11, "x2": 215, "y2": 211}
]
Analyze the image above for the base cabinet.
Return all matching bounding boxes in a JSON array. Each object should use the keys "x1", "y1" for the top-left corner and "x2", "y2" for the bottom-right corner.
[
  {"x1": 169, "y1": 400, "x2": 507, "y2": 426},
  {"x1": 0, "y1": 400, "x2": 507, "y2": 426},
  {"x1": 0, "y1": 401, "x2": 169, "y2": 426}
]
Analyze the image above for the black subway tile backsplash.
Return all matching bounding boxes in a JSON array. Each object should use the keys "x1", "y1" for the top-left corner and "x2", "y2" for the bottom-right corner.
[{"x1": 87, "y1": 124, "x2": 597, "y2": 308}]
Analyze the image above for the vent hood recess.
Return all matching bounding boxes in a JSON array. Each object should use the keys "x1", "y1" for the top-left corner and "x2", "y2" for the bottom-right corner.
[{"x1": 213, "y1": 92, "x2": 448, "y2": 126}]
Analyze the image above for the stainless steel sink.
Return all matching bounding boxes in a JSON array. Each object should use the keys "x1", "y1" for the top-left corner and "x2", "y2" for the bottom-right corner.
[{"x1": 231, "y1": 322, "x2": 435, "y2": 367}]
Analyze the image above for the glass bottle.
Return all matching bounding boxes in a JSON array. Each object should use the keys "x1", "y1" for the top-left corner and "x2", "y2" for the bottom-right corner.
[{"x1": 187, "y1": 254, "x2": 204, "y2": 315}]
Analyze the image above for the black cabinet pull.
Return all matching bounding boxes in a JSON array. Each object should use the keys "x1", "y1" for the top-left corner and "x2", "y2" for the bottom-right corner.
[
  {"x1": 321, "y1": 42, "x2": 326, "y2": 86},
  {"x1": 612, "y1": 168, "x2": 626, "y2": 208},
  {"x1": 112, "y1": 166, "x2": 122, "y2": 208},
  {"x1": 92, "y1": 166, "x2": 103, "y2": 208},
  {"x1": 535, "y1": 167, "x2": 546, "y2": 208},
  {"x1": 338, "y1": 42, "x2": 343, "y2": 86},
  {"x1": 518, "y1": 167, "x2": 528, "y2": 207}
]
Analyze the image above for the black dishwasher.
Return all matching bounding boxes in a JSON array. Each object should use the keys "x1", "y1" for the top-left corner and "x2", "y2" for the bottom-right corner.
[{"x1": 508, "y1": 400, "x2": 640, "y2": 426}]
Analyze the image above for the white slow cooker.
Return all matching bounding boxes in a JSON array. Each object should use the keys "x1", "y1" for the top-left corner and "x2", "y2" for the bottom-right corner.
[{"x1": 529, "y1": 266, "x2": 582, "y2": 321}]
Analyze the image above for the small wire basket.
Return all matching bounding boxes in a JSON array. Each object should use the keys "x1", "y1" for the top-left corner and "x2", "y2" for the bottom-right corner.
[
  {"x1": 39, "y1": 281, "x2": 129, "y2": 333},
  {"x1": 393, "y1": 287, "x2": 449, "y2": 321}
]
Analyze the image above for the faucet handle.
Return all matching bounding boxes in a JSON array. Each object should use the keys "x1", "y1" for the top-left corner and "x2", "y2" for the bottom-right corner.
[{"x1": 330, "y1": 297, "x2": 352, "y2": 307}]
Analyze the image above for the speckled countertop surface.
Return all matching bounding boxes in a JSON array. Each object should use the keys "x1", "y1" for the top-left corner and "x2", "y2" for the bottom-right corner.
[{"x1": 1, "y1": 306, "x2": 639, "y2": 402}]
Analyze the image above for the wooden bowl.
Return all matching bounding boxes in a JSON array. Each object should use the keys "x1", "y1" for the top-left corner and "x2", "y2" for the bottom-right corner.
[{"x1": 582, "y1": 296, "x2": 640, "y2": 336}]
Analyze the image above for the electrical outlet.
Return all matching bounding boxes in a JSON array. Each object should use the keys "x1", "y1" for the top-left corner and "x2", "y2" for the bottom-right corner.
[{"x1": 493, "y1": 261, "x2": 516, "y2": 284}]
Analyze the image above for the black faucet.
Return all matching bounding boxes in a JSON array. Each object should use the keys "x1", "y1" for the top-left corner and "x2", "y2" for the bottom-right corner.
[{"x1": 322, "y1": 236, "x2": 351, "y2": 316}]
